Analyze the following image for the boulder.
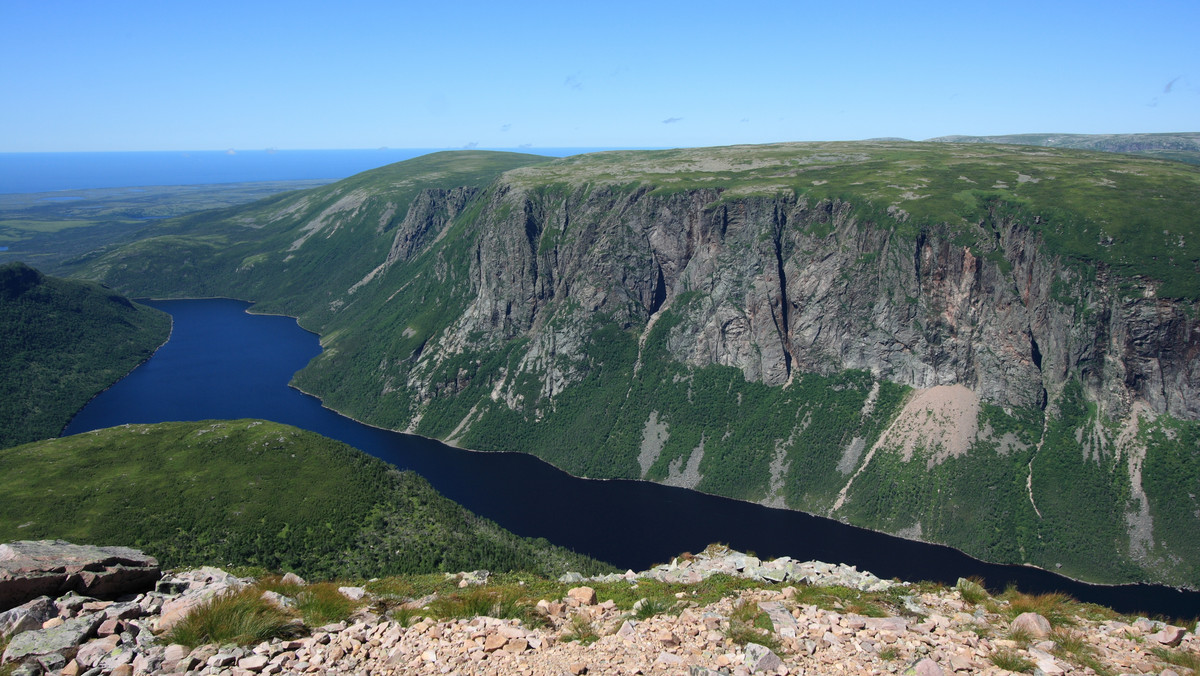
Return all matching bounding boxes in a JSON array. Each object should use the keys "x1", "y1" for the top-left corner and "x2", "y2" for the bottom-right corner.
[
  {"x1": 744, "y1": 642, "x2": 782, "y2": 673},
  {"x1": 0, "y1": 596, "x2": 56, "y2": 640},
  {"x1": 1011, "y1": 612, "x2": 1052, "y2": 639},
  {"x1": 0, "y1": 541, "x2": 159, "y2": 611},
  {"x1": 2, "y1": 613, "x2": 102, "y2": 665},
  {"x1": 567, "y1": 587, "x2": 596, "y2": 605},
  {"x1": 1154, "y1": 625, "x2": 1186, "y2": 647}
]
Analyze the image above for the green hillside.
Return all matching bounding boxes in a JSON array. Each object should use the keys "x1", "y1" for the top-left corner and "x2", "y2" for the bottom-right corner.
[
  {"x1": 0, "y1": 420, "x2": 613, "y2": 579},
  {"x1": 0, "y1": 262, "x2": 170, "y2": 448}
]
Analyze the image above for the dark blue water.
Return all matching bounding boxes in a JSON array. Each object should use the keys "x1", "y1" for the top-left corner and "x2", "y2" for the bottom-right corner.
[
  {"x1": 0, "y1": 148, "x2": 612, "y2": 194},
  {"x1": 63, "y1": 298, "x2": 1200, "y2": 618}
]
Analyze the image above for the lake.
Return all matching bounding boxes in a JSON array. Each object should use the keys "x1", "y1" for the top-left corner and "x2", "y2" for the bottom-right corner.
[{"x1": 63, "y1": 298, "x2": 1200, "y2": 618}]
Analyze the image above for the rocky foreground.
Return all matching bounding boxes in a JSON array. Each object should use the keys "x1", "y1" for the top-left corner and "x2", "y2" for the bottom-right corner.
[{"x1": 1, "y1": 542, "x2": 1197, "y2": 676}]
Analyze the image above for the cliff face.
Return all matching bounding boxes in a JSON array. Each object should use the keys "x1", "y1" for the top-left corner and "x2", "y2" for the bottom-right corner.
[{"x1": 428, "y1": 182, "x2": 1197, "y2": 423}]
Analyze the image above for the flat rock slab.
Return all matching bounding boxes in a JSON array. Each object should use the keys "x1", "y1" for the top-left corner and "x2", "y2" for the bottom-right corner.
[
  {"x1": 0, "y1": 541, "x2": 159, "y2": 611},
  {"x1": 2, "y1": 613, "x2": 102, "y2": 663}
]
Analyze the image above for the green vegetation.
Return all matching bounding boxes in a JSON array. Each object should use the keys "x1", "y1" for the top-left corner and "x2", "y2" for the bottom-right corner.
[
  {"x1": 725, "y1": 598, "x2": 782, "y2": 652},
  {"x1": 0, "y1": 420, "x2": 614, "y2": 579},
  {"x1": 956, "y1": 577, "x2": 989, "y2": 605},
  {"x1": 990, "y1": 650, "x2": 1036, "y2": 673},
  {"x1": 1150, "y1": 646, "x2": 1200, "y2": 674},
  {"x1": 0, "y1": 262, "x2": 169, "y2": 448},
  {"x1": 163, "y1": 586, "x2": 303, "y2": 648}
]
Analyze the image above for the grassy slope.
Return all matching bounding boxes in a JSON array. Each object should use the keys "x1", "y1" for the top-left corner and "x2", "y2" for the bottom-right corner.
[
  {"x1": 0, "y1": 419, "x2": 614, "y2": 579},
  {"x1": 0, "y1": 262, "x2": 170, "y2": 449}
]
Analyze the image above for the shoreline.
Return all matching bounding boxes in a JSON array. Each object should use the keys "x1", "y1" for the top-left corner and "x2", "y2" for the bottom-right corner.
[{"x1": 83, "y1": 295, "x2": 1200, "y2": 600}]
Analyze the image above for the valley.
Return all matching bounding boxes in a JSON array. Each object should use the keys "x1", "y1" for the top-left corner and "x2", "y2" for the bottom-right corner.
[{"x1": 51, "y1": 141, "x2": 1200, "y2": 589}]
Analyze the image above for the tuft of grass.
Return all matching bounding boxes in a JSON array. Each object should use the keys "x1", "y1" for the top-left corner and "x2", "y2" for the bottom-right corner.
[
  {"x1": 428, "y1": 587, "x2": 534, "y2": 624},
  {"x1": 999, "y1": 588, "x2": 1078, "y2": 627},
  {"x1": 724, "y1": 600, "x2": 782, "y2": 653},
  {"x1": 879, "y1": 647, "x2": 900, "y2": 661},
  {"x1": 1151, "y1": 646, "x2": 1200, "y2": 674},
  {"x1": 633, "y1": 597, "x2": 674, "y2": 620},
  {"x1": 294, "y1": 584, "x2": 359, "y2": 626},
  {"x1": 990, "y1": 650, "x2": 1035, "y2": 673},
  {"x1": 956, "y1": 577, "x2": 989, "y2": 605},
  {"x1": 1008, "y1": 626, "x2": 1034, "y2": 647},
  {"x1": 163, "y1": 587, "x2": 300, "y2": 648},
  {"x1": 561, "y1": 615, "x2": 599, "y2": 645},
  {"x1": 1052, "y1": 628, "x2": 1112, "y2": 676}
]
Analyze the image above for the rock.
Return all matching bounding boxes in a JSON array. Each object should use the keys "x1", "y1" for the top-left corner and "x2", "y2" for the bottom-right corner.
[
  {"x1": 337, "y1": 586, "x2": 366, "y2": 601},
  {"x1": 569, "y1": 662, "x2": 588, "y2": 675},
  {"x1": 10, "y1": 661, "x2": 44, "y2": 676},
  {"x1": 1154, "y1": 625, "x2": 1186, "y2": 647},
  {"x1": 280, "y1": 572, "x2": 305, "y2": 586},
  {"x1": 2, "y1": 613, "x2": 102, "y2": 664},
  {"x1": 657, "y1": 650, "x2": 685, "y2": 665},
  {"x1": 744, "y1": 642, "x2": 782, "y2": 673},
  {"x1": 161, "y1": 644, "x2": 188, "y2": 669},
  {"x1": 239, "y1": 654, "x2": 270, "y2": 670},
  {"x1": 567, "y1": 586, "x2": 597, "y2": 605},
  {"x1": 0, "y1": 541, "x2": 159, "y2": 611},
  {"x1": 1011, "y1": 612, "x2": 1052, "y2": 638},
  {"x1": 483, "y1": 634, "x2": 507, "y2": 652},
  {"x1": 74, "y1": 635, "x2": 120, "y2": 667},
  {"x1": 0, "y1": 596, "x2": 56, "y2": 640},
  {"x1": 260, "y1": 590, "x2": 295, "y2": 610},
  {"x1": 905, "y1": 658, "x2": 944, "y2": 676}
]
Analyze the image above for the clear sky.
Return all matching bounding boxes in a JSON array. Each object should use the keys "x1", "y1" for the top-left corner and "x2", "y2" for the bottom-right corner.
[{"x1": 2, "y1": 0, "x2": 1196, "y2": 152}]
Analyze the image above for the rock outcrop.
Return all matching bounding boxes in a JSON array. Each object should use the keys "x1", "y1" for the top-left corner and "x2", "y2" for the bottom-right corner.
[
  {"x1": 2, "y1": 545, "x2": 1196, "y2": 676},
  {"x1": 0, "y1": 541, "x2": 160, "y2": 612}
]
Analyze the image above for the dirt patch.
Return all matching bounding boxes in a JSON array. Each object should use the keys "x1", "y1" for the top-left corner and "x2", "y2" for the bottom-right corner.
[
  {"x1": 663, "y1": 439, "x2": 704, "y2": 489},
  {"x1": 637, "y1": 411, "x2": 669, "y2": 479},
  {"x1": 875, "y1": 385, "x2": 980, "y2": 468}
]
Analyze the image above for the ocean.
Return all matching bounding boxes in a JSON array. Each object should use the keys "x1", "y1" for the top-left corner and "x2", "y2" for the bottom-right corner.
[{"x1": 0, "y1": 148, "x2": 611, "y2": 194}]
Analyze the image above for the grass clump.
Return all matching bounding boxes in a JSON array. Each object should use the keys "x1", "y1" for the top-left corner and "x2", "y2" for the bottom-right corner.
[
  {"x1": 878, "y1": 647, "x2": 900, "y2": 661},
  {"x1": 561, "y1": 615, "x2": 599, "y2": 645},
  {"x1": 1052, "y1": 628, "x2": 1113, "y2": 676},
  {"x1": 256, "y1": 576, "x2": 360, "y2": 626},
  {"x1": 956, "y1": 577, "x2": 989, "y2": 605},
  {"x1": 990, "y1": 650, "x2": 1035, "y2": 673},
  {"x1": 163, "y1": 587, "x2": 301, "y2": 648},
  {"x1": 999, "y1": 588, "x2": 1078, "y2": 626},
  {"x1": 428, "y1": 587, "x2": 539, "y2": 626},
  {"x1": 724, "y1": 599, "x2": 782, "y2": 653},
  {"x1": 633, "y1": 597, "x2": 674, "y2": 620},
  {"x1": 1150, "y1": 646, "x2": 1200, "y2": 674}
]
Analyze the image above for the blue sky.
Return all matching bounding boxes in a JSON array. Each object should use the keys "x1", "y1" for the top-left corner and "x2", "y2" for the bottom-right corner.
[{"x1": 2, "y1": 0, "x2": 1196, "y2": 151}]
